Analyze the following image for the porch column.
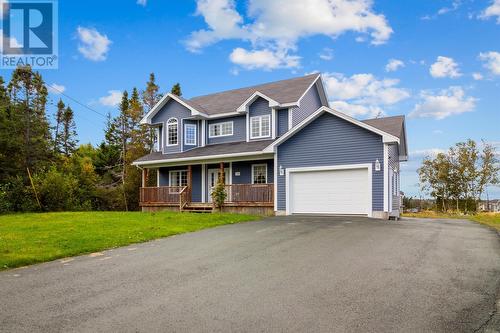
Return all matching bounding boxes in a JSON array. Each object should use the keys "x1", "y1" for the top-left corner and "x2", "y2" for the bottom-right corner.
[
  {"x1": 187, "y1": 165, "x2": 193, "y2": 201},
  {"x1": 141, "y1": 168, "x2": 148, "y2": 187},
  {"x1": 219, "y1": 162, "x2": 225, "y2": 183}
]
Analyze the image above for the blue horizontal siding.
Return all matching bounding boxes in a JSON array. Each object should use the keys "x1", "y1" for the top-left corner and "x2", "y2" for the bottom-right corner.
[
  {"x1": 158, "y1": 165, "x2": 202, "y2": 202},
  {"x1": 277, "y1": 109, "x2": 289, "y2": 137},
  {"x1": 231, "y1": 160, "x2": 274, "y2": 184},
  {"x1": 277, "y1": 112, "x2": 384, "y2": 212},
  {"x1": 151, "y1": 99, "x2": 192, "y2": 154},
  {"x1": 290, "y1": 85, "x2": 323, "y2": 127},
  {"x1": 207, "y1": 115, "x2": 246, "y2": 144},
  {"x1": 388, "y1": 144, "x2": 400, "y2": 211}
]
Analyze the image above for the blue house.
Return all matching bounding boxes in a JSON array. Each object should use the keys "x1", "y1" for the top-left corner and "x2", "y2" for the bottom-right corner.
[{"x1": 133, "y1": 74, "x2": 408, "y2": 219}]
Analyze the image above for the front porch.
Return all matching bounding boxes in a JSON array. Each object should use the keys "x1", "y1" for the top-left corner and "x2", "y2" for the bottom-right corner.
[{"x1": 139, "y1": 159, "x2": 275, "y2": 215}]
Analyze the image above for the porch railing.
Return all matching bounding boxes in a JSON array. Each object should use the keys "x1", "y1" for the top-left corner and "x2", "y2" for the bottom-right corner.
[
  {"x1": 223, "y1": 184, "x2": 274, "y2": 204},
  {"x1": 139, "y1": 186, "x2": 186, "y2": 204}
]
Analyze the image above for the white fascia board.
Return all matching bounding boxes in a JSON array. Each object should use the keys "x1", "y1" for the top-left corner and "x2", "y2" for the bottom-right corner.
[
  {"x1": 140, "y1": 93, "x2": 208, "y2": 124},
  {"x1": 236, "y1": 91, "x2": 280, "y2": 113},
  {"x1": 263, "y1": 106, "x2": 399, "y2": 153},
  {"x1": 132, "y1": 151, "x2": 274, "y2": 167}
]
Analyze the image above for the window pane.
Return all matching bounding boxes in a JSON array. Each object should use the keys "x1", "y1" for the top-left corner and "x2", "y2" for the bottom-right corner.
[
  {"x1": 261, "y1": 116, "x2": 270, "y2": 136},
  {"x1": 253, "y1": 165, "x2": 267, "y2": 184},
  {"x1": 251, "y1": 117, "x2": 260, "y2": 138},
  {"x1": 185, "y1": 125, "x2": 196, "y2": 145},
  {"x1": 168, "y1": 119, "x2": 178, "y2": 145}
]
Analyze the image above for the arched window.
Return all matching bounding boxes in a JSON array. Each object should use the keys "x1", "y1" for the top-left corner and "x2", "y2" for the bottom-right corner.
[{"x1": 167, "y1": 118, "x2": 178, "y2": 146}]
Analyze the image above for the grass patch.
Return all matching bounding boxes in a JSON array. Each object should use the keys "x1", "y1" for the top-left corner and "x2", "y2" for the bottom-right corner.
[
  {"x1": 402, "y1": 211, "x2": 500, "y2": 230},
  {"x1": 0, "y1": 211, "x2": 260, "y2": 270}
]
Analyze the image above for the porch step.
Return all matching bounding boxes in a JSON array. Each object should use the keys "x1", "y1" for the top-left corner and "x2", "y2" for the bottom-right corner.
[{"x1": 182, "y1": 204, "x2": 213, "y2": 213}]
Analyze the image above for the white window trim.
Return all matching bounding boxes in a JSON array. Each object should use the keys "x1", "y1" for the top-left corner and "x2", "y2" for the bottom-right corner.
[
  {"x1": 208, "y1": 121, "x2": 233, "y2": 138},
  {"x1": 169, "y1": 169, "x2": 188, "y2": 193},
  {"x1": 184, "y1": 123, "x2": 197, "y2": 146},
  {"x1": 251, "y1": 163, "x2": 268, "y2": 184},
  {"x1": 250, "y1": 115, "x2": 271, "y2": 139},
  {"x1": 166, "y1": 118, "x2": 178, "y2": 147}
]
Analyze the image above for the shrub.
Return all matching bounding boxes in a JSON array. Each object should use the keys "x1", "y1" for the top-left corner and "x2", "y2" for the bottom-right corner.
[{"x1": 211, "y1": 173, "x2": 227, "y2": 210}]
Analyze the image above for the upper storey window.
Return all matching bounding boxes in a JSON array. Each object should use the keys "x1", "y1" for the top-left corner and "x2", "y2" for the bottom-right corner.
[
  {"x1": 250, "y1": 115, "x2": 270, "y2": 139},
  {"x1": 209, "y1": 121, "x2": 233, "y2": 138},
  {"x1": 185, "y1": 124, "x2": 197, "y2": 145},
  {"x1": 167, "y1": 118, "x2": 178, "y2": 146}
]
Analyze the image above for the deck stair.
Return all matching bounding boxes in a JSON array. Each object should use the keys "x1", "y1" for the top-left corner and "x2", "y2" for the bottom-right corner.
[{"x1": 181, "y1": 203, "x2": 213, "y2": 213}]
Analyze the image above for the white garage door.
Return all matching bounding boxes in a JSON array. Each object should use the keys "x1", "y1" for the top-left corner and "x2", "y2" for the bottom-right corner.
[{"x1": 289, "y1": 167, "x2": 370, "y2": 215}]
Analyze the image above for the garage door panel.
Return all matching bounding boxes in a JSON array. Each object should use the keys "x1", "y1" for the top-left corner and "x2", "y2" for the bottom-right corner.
[{"x1": 289, "y1": 168, "x2": 369, "y2": 215}]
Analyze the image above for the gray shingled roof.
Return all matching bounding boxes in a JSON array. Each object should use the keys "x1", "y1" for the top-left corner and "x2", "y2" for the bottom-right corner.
[
  {"x1": 188, "y1": 74, "x2": 319, "y2": 115},
  {"x1": 134, "y1": 140, "x2": 275, "y2": 164},
  {"x1": 362, "y1": 115, "x2": 405, "y2": 139}
]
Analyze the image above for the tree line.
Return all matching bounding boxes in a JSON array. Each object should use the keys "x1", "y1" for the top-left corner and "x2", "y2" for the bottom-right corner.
[
  {"x1": 0, "y1": 65, "x2": 181, "y2": 212},
  {"x1": 418, "y1": 139, "x2": 499, "y2": 213}
]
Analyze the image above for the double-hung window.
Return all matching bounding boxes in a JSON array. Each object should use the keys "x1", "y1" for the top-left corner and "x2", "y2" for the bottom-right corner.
[
  {"x1": 169, "y1": 170, "x2": 188, "y2": 193},
  {"x1": 209, "y1": 121, "x2": 233, "y2": 138},
  {"x1": 167, "y1": 118, "x2": 178, "y2": 146},
  {"x1": 153, "y1": 127, "x2": 161, "y2": 152},
  {"x1": 252, "y1": 164, "x2": 267, "y2": 184},
  {"x1": 250, "y1": 115, "x2": 270, "y2": 139},
  {"x1": 185, "y1": 124, "x2": 197, "y2": 145}
]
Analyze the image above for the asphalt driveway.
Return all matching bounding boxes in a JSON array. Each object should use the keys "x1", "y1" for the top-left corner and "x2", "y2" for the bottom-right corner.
[{"x1": 1, "y1": 216, "x2": 499, "y2": 332}]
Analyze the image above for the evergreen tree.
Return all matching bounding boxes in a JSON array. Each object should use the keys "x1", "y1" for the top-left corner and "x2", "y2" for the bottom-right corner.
[
  {"x1": 142, "y1": 73, "x2": 161, "y2": 152},
  {"x1": 61, "y1": 106, "x2": 78, "y2": 156},
  {"x1": 6, "y1": 66, "x2": 51, "y2": 173},
  {"x1": 171, "y1": 83, "x2": 182, "y2": 96},
  {"x1": 53, "y1": 99, "x2": 65, "y2": 153},
  {"x1": 142, "y1": 73, "x2": 161, "y2": 111}
]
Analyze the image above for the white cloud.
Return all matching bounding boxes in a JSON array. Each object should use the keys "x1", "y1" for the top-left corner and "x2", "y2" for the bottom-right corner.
[
  {"x1": 480, "y1": 0, "x2": 500, "y2": 23},
  {"x1": 429, "y1": 56, "x2": 462, "y2": 78},
  {"x1": 48, "y1": 83, "x2": 66, "y2": 94},
  {"x1": 319, "y1": 48, "x2": 334, "y2": 61},
  {"x1": 322, "y1": 72, "x2": 409, "y2": 118},
  {"x1": 186, "y1": 0, "x2": 392, "y2": 70},
  {"x1": 323, "y1": 73, "x2": 410, "y2": 105},
  {"x1": 409, "y1": 86, "x2": 476, "y2": 120},
  {"x1": 437, "y1": 0, "x2": 461, "y2": 15},
  {"x1": 330, "y1": 100, "x2": 384, "y2": 118},
  {"x1": 479, "y1": 51, "x2": 500, "y2": 75},
  {"x1": 472, "y1": 72, "x2": 484, "y2": 80},
  {"x1": 410, "y1": 148, "x2": 446, "y2": 157},
  {"x1": 99, "y1": 90, "x2": 122, "y2": 107},
  {"x1": 137, "y1": 0, "x2": 147, "y2": 6},
  {"x1": 385, "y1": 59, "x2": 404, "y2": 72},
  {"x1": 229, "y1": 47, "x2": 300, "y2": 70},
  {"x1": 432, "y1": 129, "x2": 444, "y2": 135},
  {"x1": 0, "y1": 28, "x2": 21, "y2": 52},
  {"x1": 76, "y1": 26, "x2": 111, "y2": 61}
]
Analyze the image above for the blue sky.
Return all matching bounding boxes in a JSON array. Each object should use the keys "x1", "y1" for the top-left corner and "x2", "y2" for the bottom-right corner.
[{"x1": 1, "y1": 0, "x2": 500, "y2": 198}]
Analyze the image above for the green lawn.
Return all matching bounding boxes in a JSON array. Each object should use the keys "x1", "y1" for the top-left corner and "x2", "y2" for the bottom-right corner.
[
  {"x1": 402, "y1": 211, "x2": 500, "y2": 230},
  {"x1": 0, "y1": 211, "x2": 260, "y2": 270}
]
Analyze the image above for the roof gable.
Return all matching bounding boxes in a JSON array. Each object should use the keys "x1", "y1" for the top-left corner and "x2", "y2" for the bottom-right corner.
[{"x1": 264, "y1": 107, "x2": 400, "y2": 152}]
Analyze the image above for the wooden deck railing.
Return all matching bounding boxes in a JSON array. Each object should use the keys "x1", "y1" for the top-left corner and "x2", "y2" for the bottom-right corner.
[
  {"x1": 140, "y1": 184, "x2": 274, "y2": 207},
  {"x1": 224, "y1": 184, "x2": 274, "y2": 204},
  {"x1": 140, "y1": 186, "x2": 186, "y2": 204}
]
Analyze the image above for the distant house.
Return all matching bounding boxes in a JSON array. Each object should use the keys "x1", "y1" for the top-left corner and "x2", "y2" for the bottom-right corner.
[
  {"x1": 479, "y1": 200, "x2": 500, "y2": 212},
  {"x1": 133, "y1": 74, "x2": 408, "y2": 219}
]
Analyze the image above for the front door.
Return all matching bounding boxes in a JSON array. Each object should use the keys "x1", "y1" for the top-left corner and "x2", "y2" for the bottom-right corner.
[{"x1": 208, "y1": 168, "x2": 229, "y2": 202}]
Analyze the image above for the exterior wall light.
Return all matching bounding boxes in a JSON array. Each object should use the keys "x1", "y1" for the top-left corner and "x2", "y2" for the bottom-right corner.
[
  {"x1": 375, "y1": 159, "x2": 381, "y2": 171},
  {"x1": 279, "y1": 165, "x2": 285, "y2": 176}
]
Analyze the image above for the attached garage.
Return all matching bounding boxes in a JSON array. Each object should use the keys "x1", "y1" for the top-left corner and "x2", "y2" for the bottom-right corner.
[{"x1": 286, "y1": 165, "x2": 372, "y2": 216}]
